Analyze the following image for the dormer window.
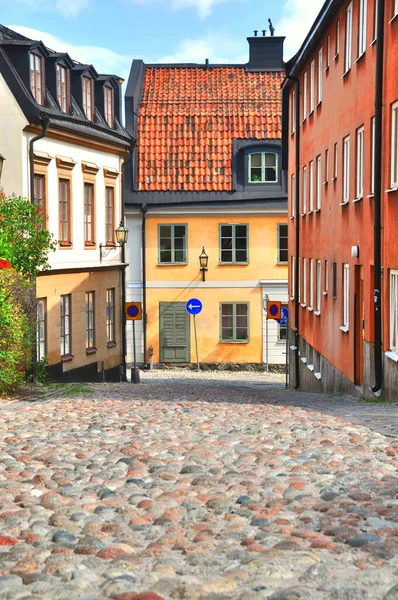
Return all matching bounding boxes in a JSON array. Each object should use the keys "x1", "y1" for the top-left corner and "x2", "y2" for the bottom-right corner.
[
  {"x1": 82, "y1": 76, "x2": 93, "y2": 120},
  {"x1": 57, "y1": 64, "x2": 68, "y2": 112},
  {"x1": 104, "y1": 86, "x2": 114, "y2": 127},
  {"x1": 30, "y1": 53, "x2": 43, "y2": 105},
  {"x1": 248, "y1": 151, "x2": 278, "y2": 183}
]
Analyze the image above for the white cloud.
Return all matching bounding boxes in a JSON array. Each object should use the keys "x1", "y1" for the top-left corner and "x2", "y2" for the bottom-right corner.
[
  {"x1": 4, "y1": 0, "x2": 89, "y2": 17},
  {"x1": 159, "y1": 31, "x2": 247, "y2": 63},
  {"x1": 276, "y1": 0, "x2": 325, "y2": 59},
  {"x1": 127, "y1": 0, "x2": 244, "y2": 19}
]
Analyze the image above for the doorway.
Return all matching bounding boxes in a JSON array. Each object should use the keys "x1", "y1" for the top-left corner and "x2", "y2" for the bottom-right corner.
[{"x1": 159, "y1": 302, "x2": 190, "y2": 363}]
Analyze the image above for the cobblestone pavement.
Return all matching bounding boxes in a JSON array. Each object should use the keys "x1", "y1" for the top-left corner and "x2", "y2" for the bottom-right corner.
[{"x1": 0, "y1": 373, "x2": 396, "y2": 600}]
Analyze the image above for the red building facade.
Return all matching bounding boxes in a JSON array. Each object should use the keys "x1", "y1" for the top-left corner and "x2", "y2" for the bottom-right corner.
[{"x1": 283, "y1": 0, "x2": 398, "y2": 400}]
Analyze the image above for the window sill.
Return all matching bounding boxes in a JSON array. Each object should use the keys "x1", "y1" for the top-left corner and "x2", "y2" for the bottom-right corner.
[
  {"x1": 314, "y1": 208, "x2": 321, "y2": 213},
  {"x1": 370, "y1": 38, "x2": 377, "y2": 46},
  {"x1": 309, "y1": 109, "x2": 314, "y2": 117},
  {"x1": 307, "y1": 210, "x2": 313, "y2": 215},
  {"x1": 307, "y1": 364, "x2": 314, "y2": 371},
  {"x1": 107, "y1": 341, "x2": 117, "y2": 349},
  {"x1": 300, "y1": 213, "x2": 306, "y2": 217},
  {"x1": 86, "y1": 347, "x2": 97, "y2": 355},
  {"x1": 61, "y1": 353, "x2": 74, "y2": 362},
  {"x1": 332, "y1": 177, "x2": 337, "y2": 182},
  {"x1": 290, "y1": 296, "x2": 295, "y2": 301},
  {"x1": 340, "y1": 201, "x2": 349, "y2": 206},
  {"x1": 301, "y1": 303, "x2": 306, "y2": 308},
  {"x1": 355, "y1": 51, "x2": 366, "y2": 64},
  {"x1": 314, "y1": 310, "x2": 321, "y2": 316},
  {"x1": 340, "y1": 325, "x2": 349, "y2": 333},
  {"x1": 219, "y1": 262, "x2": 249, "y2": 266},
  {"x1": 323, "y1": 181, "x2": 328, "y2": 186},
  {"x1": 85, "y1": 242, "x2": 96, "y2": 248},
  {"x1": 277, "y1": 262, "x2": 288, "y2": 266},
  {"x1": 308, "y1": 306, "x2": 313, "y2": 312},
  {"x1": 158, "y1": 262, "x2": 188, "y2": 266},
  {"x1": 388, "y1": 12, "x2": 398, "y2": 24},
  {"x1": 353, "y1": 196, "x2": 363, "y2": 203},
  {"x1": 314, "y1": 372, "x2": 322, "y2": 380},
  {"x1": 324, "y1": 65, "x2": 329, "y2": 73},
  {"x1": 386, "y1": 186, "x2": 398, "y2": 193},
  {"x1": 386, "y1": 350, "x2": 398, "y2": 363},
  {"x1": 342, "y1": 68, "x2": 351, "y2": 78},
  {"x1": 219, "y1": 340, "x2": 249, "y2": 344},
  {"x1": 290, "y1": 345, "x2": 297, "y2": 351},
  {"x1": 367, "y1": 193, "x2": 375, "y2": 198},
  {"x1": 334, "y1": 53, "x2": 339, "y2": 60},
  {"x1": 323, "y1": 291, "x2": 328, "y2": 296},
  {"x1": 59, "y1": 241, "x2": 72, "y2": 248},
  {"x1": 316, "y1": 101, "x2": 322, "y2": 108},
  {"x1": 301, "y1": 357, "x2": 307, "y2": 364}
]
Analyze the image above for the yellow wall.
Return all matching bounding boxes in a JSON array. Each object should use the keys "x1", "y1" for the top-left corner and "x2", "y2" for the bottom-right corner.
[
  {"x1": 37, "y1": 268, "x2": 122, "y2": 372},
  {"x1": 146, "y1": 213, "x2": 287, "y2": 364}
]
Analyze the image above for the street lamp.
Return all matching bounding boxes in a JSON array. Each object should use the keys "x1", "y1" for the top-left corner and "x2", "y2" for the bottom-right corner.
[
  {"x1": 0, "y1": 154, "x2": 5, "y2": 183},
  {"x1": 199, "y1": 246, "x2": 208, "y2": 281},
  {"x1": 99, "y1": 220, "x2": 129, "y2": 262}
]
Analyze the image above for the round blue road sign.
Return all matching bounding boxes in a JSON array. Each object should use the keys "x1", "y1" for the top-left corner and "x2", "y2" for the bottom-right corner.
[
  {"x1": 127, "y1": 304, "x2": 139, "y2": 318},
  {"x1": 186, "y1": 298, "x2": 202, "y2": 315}
]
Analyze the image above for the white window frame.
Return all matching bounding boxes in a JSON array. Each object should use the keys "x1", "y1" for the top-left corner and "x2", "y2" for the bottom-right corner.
[
  {"x1": 342, "y1": 263, "x2": 350, "y2": 331},
  {"x1": 333, "y1": 142, "x2": 338, "y2": 179},
  {"x1": 310, "y1": 60, "x2": 315, "y2": 113},
  {"x1": 326, "y1": 35, "x2": 331, "y2": 69},
  {"x1": 343, "y1": 135, "x2": 350, "y2": 203},
  {"x1": 356, "y1": 126, "x2": 365, "y2": 199},
  {"x1": 335, "y1": 20, "x2": 340, "y2": 58},
  {"x1": 303, "y1": 72, "x2": 308, "y2": 121},
  {"x1": 309, "y1": 258, "x2": 314, "y2": 311},
  {"x1": 60, "y1": 294, "x2": 71, "y2": 356},
  {"x1": 302, "y1": 166, "x2": 307, "y2": 214},
  {"x1": 394, "y1": 0, "x2": 398, "y2": 18},
  {"x1": 390, "y1": 270, "x2": 398, "y2": 352},
  {"x1": 290, "y1": 256, "x2": 295, "y2": 299},
  {"x1": 316, "y1": 154, "x2": 322, "y2": 209},
  {"x1": 325, "y1": 148, "x2": 329, "y2": 183},
  {"x1": 324, "y1": 260, "x2": 329, "y2": 294},
  {"x1": 291, "y1": 90, "x2": 296, "y2": 134},
  {"x1": 345, "y1": 2, "x2": 353, "y2": 73},
  {"x1": 358, "y1": 0, "x2": 367, "y2": 57},
  {"x1": 309, "y1": 160, "x2": 314, "y2": 212},
  {"x1": 316, "y1": 259, "x2": 322, "y2": 314},
  {"x1": 371, "y1": 116, "x2": 375, "y2": 194},
  {"x1": 373, "y1": 0, "x2": 379, "y2": 41},
  {"x1": 318, "y1": 48, "x2": 323, "y2": 104},
  {"x1": 298, "y1": 259, "x2": 301, "y2": 303},
  {"x1": 391, "y1": 101, "x2": 398, "y2": 189},
  {"x1": 303, "y1": 258, "x2": 307, "y2": 306},
  {"x1": 291, "y1": 173, "x2": 295, "y2": 217}
]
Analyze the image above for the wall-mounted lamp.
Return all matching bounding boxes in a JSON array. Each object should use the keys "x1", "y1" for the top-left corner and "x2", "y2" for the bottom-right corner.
[
  {"x1": 99, "y1": 220, "x2": 129, "y2": 262},
  {"x1": 199, "y1": 246, "x2": 208, "y2": 281},
  {"x1": 0, "y1": 154, "x2": 5, "y2": 183}
]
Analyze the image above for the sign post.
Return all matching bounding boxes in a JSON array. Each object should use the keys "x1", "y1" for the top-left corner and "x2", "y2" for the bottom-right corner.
[
  {"x1": 125, "y1": 302, "x2": 143, "y2": 383},
  {"x1": 186, "y1": 298, "x2": 202, "y2": 371}
]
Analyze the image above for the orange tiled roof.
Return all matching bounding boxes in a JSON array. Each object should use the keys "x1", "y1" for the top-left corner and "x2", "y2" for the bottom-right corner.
[{"x1": 137, "y1": 67, "x2": 283, "y2": 192}]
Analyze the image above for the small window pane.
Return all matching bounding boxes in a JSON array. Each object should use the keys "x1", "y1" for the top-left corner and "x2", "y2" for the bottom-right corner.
[{"x1": 251, "y1": 153, "x2": 262, "y2": 167}]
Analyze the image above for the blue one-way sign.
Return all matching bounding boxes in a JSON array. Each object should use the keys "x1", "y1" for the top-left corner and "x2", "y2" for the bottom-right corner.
[
  {"x1": 277, "y1": 307, "x2": 288, "y2": 326},
  {"x1": 186, "y1": 298, "x2": 202, "y2": 315}
]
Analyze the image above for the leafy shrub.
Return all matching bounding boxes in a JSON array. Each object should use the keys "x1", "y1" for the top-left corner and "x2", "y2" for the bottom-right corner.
[{"x1": 0, "y1": 270, "x2": 31, "y2": 395}]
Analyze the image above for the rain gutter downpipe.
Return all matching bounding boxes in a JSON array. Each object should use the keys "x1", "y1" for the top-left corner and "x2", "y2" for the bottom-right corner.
[
  {"x1": 371, "y1": 0, "x2": 385, "y2": 395},
  {"x1": 141, "y1": 204, "x2": 148, "y2": 368},
  {"x1": 286, "y1": 74, "x2": 301, "y2": 390}
]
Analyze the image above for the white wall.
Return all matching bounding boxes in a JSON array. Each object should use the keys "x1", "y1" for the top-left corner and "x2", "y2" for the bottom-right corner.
[
  {"x1": 261, "y1": 281, "x2": 289, "y2": 365},
  {"x1": 125, "y1": 211, "x2": 145, "y2": 364}
]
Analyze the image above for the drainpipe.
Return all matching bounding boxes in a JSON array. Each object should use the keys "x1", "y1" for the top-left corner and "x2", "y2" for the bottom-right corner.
[
  {"x1": 141, "y1": 204, "x2": 148, "y2": 368},
  {"x1": 286, "y1": 75, "x2": 301, "y2": 389},
  {"x1": 371, "y1": 0, "x2": 385, "y2": 395}
]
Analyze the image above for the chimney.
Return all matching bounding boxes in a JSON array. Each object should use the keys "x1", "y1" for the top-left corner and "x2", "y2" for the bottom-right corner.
[{"x1": 247, "y1": 33, "x2": 285, "y2": 72}]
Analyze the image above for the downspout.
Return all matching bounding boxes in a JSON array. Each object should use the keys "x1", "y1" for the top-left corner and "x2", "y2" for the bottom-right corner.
[
  {"x1": 141, "y1": 204, "x2": 148, "y2": 368},
  {"x1": 371, "y1": 0, "x2": 385, "y2": 395},
  {"x1": 286, "y1": 75, "x2": 301, "y2": 389}
]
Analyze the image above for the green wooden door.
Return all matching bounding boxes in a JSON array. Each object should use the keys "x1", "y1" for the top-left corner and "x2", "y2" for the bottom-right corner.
[{"x1": 159, "y1": 302, "x2": 190, "y2": 363}]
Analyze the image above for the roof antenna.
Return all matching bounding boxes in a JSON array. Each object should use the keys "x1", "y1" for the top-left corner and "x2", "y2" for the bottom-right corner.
[
  {"x1": 253, "y1": 30, "x2": 258, "y2": 36},
  {"x1": 205, "y1": 58, "x2": 209, "y2": 68},
  {"x1": 268, "y1": 18, "x2": 275, "y2": 37}
]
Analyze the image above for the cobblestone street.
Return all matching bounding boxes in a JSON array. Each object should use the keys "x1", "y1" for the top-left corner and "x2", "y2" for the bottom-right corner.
[{"x1": 0, "y1": 371, "x2": 397, "y2": 600}]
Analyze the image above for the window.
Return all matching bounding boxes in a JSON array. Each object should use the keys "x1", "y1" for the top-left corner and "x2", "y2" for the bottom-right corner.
[
  {"x1": 104, "y1": 86, "x2": 114, "y2": 127},
  {"x1": 60, "y1": 294, "x2": 71, "y2": 356},
  {"x1": 316, "y1": 259, "x2": 322, "y2": 313},
  {"x1": 37, "y1": 298, "x2": 46, "y2": 361},
  {"x1": 34, "y1": 173, "x2": 46, "y2": 222},
  {"x1": 291, "y1": 90, "x2": 296, "y2": 134},
  {"x1": 325, "y1": 149, "x2": 329, "y2": 183},
  {"x1": 303, "y1": 72, "x2": 308, "y2": 120},
  {"x1": 391, "y1": 101, "x2": 398, "y2": 188},
  {"x1": 105, "y1": 186, "x2": 115, "y2": 244},
  {"x1": 159, "y1": 224, "x2": 187, "y2": 264},
  {"x1": 356, "y1": 126, "x2": 365, "y2": 199},
  {"x1": 291, "y1": 256, "x2": 295, "y2": 298},
  {"x1": 56, "y1": 64, "x2": 68, "y2": 112},
  {"x1": 358, "y1": 0, "x2": 367, "y2": 57},
  {"x1": 248, "y1": 152, "x2": 278, "y2": 183},
  {"x1": 316, "y1": 155, "x2": 322, "y2": 210},
  {"x1": 278, "y1": 224, "x2": 288, "y2": 264},
  {"x1": 335, "y1": 20, "x2": 340, "y2": 57},
  {"x1": 85, "y1": 291, "x2": 95, "y2": 350},
  {"x1": 220, "y1": 303, "x2": 249, "y2": 342},
  {"x1": 310, "y1": 60, "x2": 315, "y2": 113},
  {"x1": 324, "y1": 260, "x2": 329, "y2": 294},
  {"x1": 302, "y1": 166, "x2": 307, "y2": 214},
  {"x1": 333, "y1": 262, "x2": 337, "y2": 298},
  {"x1": 84, "y1": 183, "x2": 95, "y2": 244},
  {"x1": 59, "y1": 178, "x2": 71, "y2": 244},
  {"x1": 83, "y1": 76, "x2": 93, "y2": 120},
  {"x1": 371, "y1": 116, "x2": 375, "y2": 194},
  {"x1": 303, "y1": 258, "x2": 307, "y2": 306},
  {"x1": 291, "y1": 174, "x2": 295, "y2": 217},
  {"x1": 390, "y1": 270, "x2": 398, "y2": 352},
  {"x1": 220, "y1": 224, "x2": 248, "y2": 263},
  {"x1": 326, "y1": 35, "x2": 331, "y2": 68},
  {"x1": 309, "y1": 258, "x2": 314, "y2": 310},
  {"x1": 342, "y1": 264, "x2": 349, "y2": 330},
  {"x1": 343, "y1": 135, "x2": 350, "y2": 203},
  {"x1": 333, "y1": 142, "x2": 338, "y2": 179},
  {"x1": 394, "y1": 0, "x2": 398, "y2": 18},
  {"x1": 318, "y1": 48, "x2": 323, "y2": 104},
  {"x1": 309, "y1": 160, "x2": 314, "y2": 211},
  {"x1": 106, "y1": 288, "x2": 115, "y2": 344},
  {"x1": 298, "y1": 259, "x2": 301, "y2": 303},
  {"x1": 278, "y1": 303, "x2": 288, "y2": 341},
  {"x1": 345, "y1": 3, "x2": 353, "y2": 73},
  {"x1": 30, "y1": 53, "x2": 43, "y2": 105}
]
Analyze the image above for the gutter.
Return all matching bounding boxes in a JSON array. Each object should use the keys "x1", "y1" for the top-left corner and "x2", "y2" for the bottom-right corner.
[
  {"x1": 29, "y1": 117, "x2": 50, "y2": 205},
  {"x1": 141, "y1": 204, "x2": 148, "y2": 368},
  {"x1": 371, "y1": 0, "x2": 385, "y2": 395},
  {"x1": 285, "y1": 75, "x2": 301, "y2": 390}
]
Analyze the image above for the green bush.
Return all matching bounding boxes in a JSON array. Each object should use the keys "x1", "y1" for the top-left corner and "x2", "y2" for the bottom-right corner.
[{"x1": 0, "y1": 270, "x2": 31, "y2": 395}]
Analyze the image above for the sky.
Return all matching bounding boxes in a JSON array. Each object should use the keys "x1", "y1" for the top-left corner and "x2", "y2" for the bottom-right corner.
[{"x1": 1, "y1": 0, "x2": 325, "y2": 82}]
